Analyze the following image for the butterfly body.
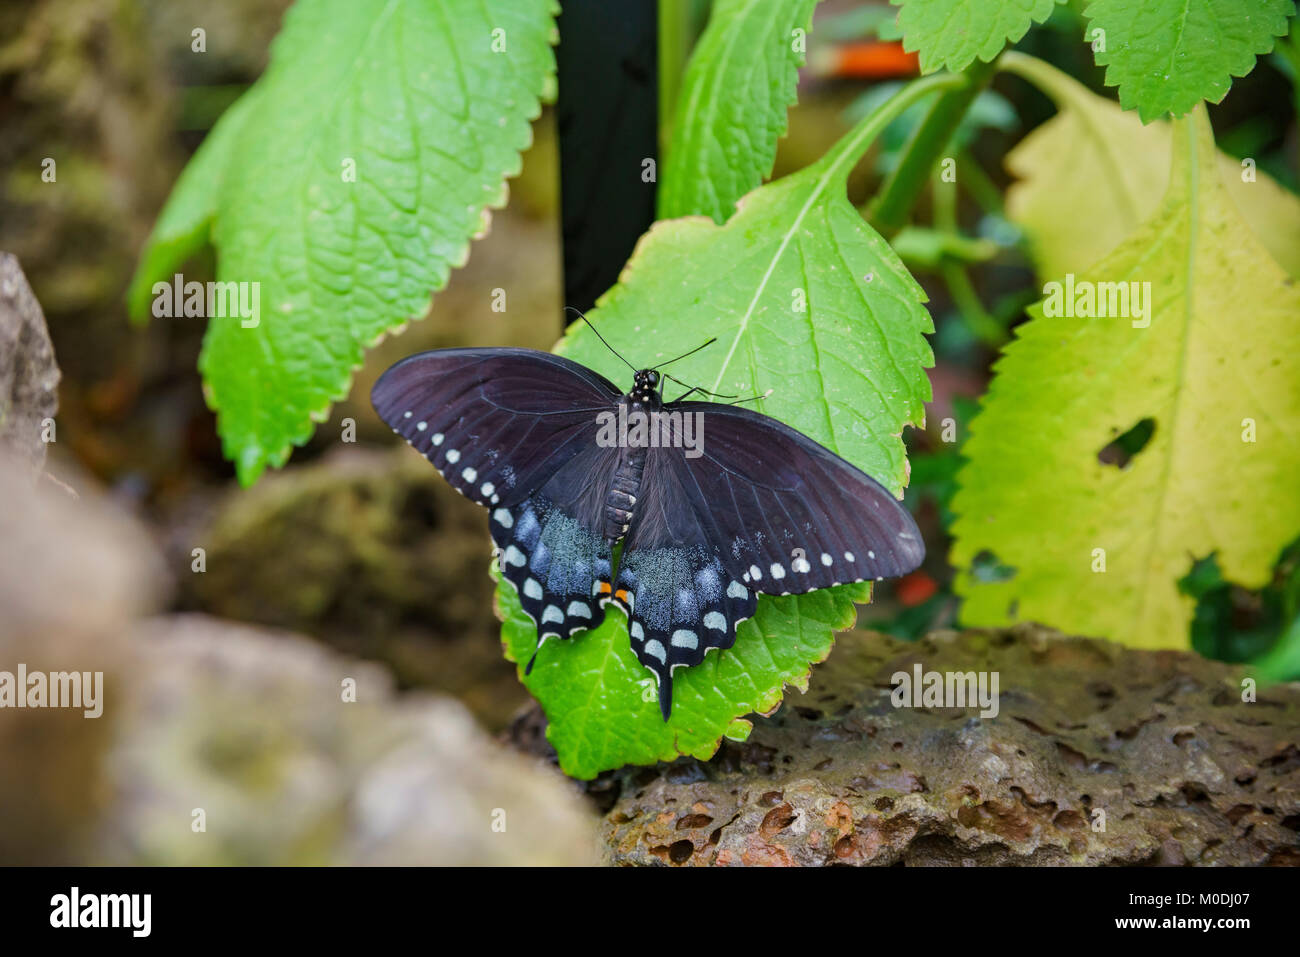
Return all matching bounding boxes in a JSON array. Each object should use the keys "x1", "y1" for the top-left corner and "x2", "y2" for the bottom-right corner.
[
  {"x1": 372, "y1": 346, "x2": 924, "y2": 720},
  {"x1": 600, "y1": 370, "x2": 662, "y2": 540}
]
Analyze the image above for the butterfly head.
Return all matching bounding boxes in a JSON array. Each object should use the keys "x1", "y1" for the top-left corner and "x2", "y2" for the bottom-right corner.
[{"x1": 631, "y1": 369, "x2": 661, "y2": 403}]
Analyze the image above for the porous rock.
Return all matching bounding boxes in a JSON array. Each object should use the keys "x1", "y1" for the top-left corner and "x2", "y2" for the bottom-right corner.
[{"x1": 600, "y1": 625, "x2": 1300, "y2": 865}]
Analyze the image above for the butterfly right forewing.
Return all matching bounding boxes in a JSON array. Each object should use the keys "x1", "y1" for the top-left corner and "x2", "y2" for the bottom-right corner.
[
  {"x1": 371, "y1": 347, "x2": 622, "y2": 509},
  {"x1": 372, "y1": 348, "x2": 624, "y2": 659}
]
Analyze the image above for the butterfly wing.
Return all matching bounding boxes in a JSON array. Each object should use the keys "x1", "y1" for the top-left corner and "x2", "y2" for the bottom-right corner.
[
  {"x1": 614, "y1": 403, "x2": 924, "y2": 719},
  {"x1": 492, "y1": 440, "x2": 622, "y2": 662},
  {"x1": 372, "y1": 348, "x2": 622, "y2": 654},
  {"x1": 611, "y1": 446, "x2": 758, "y2": 720},
  {"x1": 370, "y1": 347, "x2": 622, "y2": 508},
  {"x1": 672, "y1": 401, "x2": 925, "y2": 591}
]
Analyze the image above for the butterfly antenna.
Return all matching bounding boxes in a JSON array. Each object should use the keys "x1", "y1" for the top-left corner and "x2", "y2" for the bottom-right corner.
[
  {"x1": 566, "y1": 307, "x2": 637, "y2": 373},
  {"x1": 652, "y1": 337, "x2": 717, "y2": 371}
]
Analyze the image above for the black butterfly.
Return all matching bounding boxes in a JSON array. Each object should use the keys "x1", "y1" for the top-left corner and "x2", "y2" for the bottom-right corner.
[{"x1": 371, "y1": 339, "x2": 924, "y2": 720}]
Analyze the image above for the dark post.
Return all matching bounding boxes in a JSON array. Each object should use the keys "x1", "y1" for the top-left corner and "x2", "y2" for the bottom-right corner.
[{"x1": 554, "y1": 0, "x2": 659, "y2": 322}]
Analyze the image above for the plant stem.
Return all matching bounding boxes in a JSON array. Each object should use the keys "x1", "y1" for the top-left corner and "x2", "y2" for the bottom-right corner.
[
  {"x1": 867, "y1": 57, "x2": 998, "y2": 238},
  {"x1": 820, "y1": 71, "x2": 967, "y2": 185},
  {"x1": 657, "y1": 0, "x2": 694, "y2": 160}
]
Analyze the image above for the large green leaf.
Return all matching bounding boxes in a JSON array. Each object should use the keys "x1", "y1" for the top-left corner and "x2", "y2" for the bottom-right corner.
[
  {"x1": 125, "y1": 87, "x2": 265, "y2": 320},
  {"x1": 1083, "y1": 0, "x2": 1295, "y2": 122},
  {"x1": 1001, "y1": 53, "x2": 1300, "y2": 280},
  {"x1": 498, "y1": 74, "x2": 961, "y2": 779},
  {"x1": 129, "y1": 0, "x2": 559, "y2": 484},
  {"x1": 951, "y1": 107, "x2": 1300, "y2": 649},
  {"x1": 891, "y1": 0, "x2": 1062, "y2": 73},
  {"x1": 658, "y1": 0, "x2": 818, "y2": 223}
]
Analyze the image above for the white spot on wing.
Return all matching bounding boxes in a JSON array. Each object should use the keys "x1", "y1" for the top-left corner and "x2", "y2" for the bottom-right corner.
[
  {"x1": 523, "y1": 577, "x2": 542, "y2": 600},
  {"x1": 821, "y1": 553, "x2": 833, "y2": 566},
  {"x1": 446, "y1": 449, "x2": 460, "y2": 464},
  {"x1": 542, "y1": 605, "x2": 564, "y2": 624},
  {"x1": 727, "y1": 581, "x2": 748, "y2": 600},
  {"x1": 493, "y1": 508, "x2": 513, "y2": 528},
  {"x1": 770, "y1": 563, "x2": 785, "y2": 580},
  {"x1": 703, "y1": 612, "x2": 726, "y2": 632},
  {"x1": 671, "y1": 629, "x2": 698, "y2": 650},
  {"x1": 644, "y1": 639, "x2": 667, "y2": 663}
]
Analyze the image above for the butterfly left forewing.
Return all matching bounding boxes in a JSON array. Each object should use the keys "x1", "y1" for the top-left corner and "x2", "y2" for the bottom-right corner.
[{"x1": 671, "y1": 401, "x2": 925, "y2": 595}]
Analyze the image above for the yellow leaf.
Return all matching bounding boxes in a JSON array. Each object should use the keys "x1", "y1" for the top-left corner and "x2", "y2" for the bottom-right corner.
[
  {"x1": 951, "y1": 106, "x2": 1300, "y2": 648},
  {"x1": 1002, "y1": 52, "x2": 1300, "y2": 280}
]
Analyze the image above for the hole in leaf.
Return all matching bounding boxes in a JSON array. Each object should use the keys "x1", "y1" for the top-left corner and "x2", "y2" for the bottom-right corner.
[
  {"x1": 970, "y1": 549, "x2": 1017, "y2": 583},
  {"x1": 1098, "y1": 417, "x2": 1155, "y2": 468}
]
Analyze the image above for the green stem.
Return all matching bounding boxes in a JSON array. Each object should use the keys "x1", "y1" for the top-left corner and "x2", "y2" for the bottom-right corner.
[
  {"x1": 658, "y1": 0, "x2": 693, "y2": 161},
  {"x1": 941, "y1": 261, "x2": 1004, "y2": 346},
  {"x1": 820, "y1": 71, "x2": 968, "y2": 187},
  {"x1": 867, "y1": 57, "x2": 998, "y2": 238},
  {"x1": 955, "y1": 146, "x2": 1004, "y2": 217}
]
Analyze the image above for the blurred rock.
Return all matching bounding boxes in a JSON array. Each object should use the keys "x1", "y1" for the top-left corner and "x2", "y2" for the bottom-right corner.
[
  {"x1": 0, "y1": 457, "x2": 595, "y2": 866},
  {"x1": 600, "y1": 625, "x2": 1300, "y2": 865},
  {"x1": 0, "y1": 253, "x2": 60, "y2": 474},
  {"x1": 177, "y1": 445, "x2": 529, "y2": 730},
  {"x1": 96, "y1": 615, "x2": 596, "y2": 866},
  {"x1": 0, "y1": 457, "x2": 165, "y2": 863}
]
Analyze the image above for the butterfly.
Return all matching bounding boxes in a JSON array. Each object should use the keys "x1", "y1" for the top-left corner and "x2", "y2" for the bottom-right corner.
[{"x1": 371, "y1": 333, "x2": 925, "y2": 720}]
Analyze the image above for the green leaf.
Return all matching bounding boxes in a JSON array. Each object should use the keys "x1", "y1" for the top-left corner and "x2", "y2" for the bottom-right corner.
[
  {"x1": 659, "y1": 0, "x2": 819, "y2": 223},
  {"x1": 497, "y1": 74, "x2": 961, "y2": 779},
  {"x1": 126, "y1": 86, "x2": 264, "y2": 323},
  {"x1": 951, "y1": 107, "x2": 1300, "y2": 649},
  {"x1": 498, "y1": 568, "x2": 863, "y2": 776},
  {"x1": 891, "y1": 0, "x2": 1063, "y2": 73},
  {"x1": 1253, "y1": 615, "x2": 1300, "y2": 683},
  {"x1": 1083, "y1": 0, "x2": 1295, "y2": 122},
  {"x1": 1002, "y1": 53, "x2": 1300, "y2": 280},
  {"x1": 129, "y1": 0, "x2": 559, "y2": 484}
]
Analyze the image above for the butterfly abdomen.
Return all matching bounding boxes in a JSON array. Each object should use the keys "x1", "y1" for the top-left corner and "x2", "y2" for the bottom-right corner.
[{"x1": 603, "y1": 444, "x2": 647, "y2": 541}]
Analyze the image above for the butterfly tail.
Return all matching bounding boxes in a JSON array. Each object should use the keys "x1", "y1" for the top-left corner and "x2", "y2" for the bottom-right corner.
[{"x1": 658, "y1": 671, "x2": 673, "y2": 722}]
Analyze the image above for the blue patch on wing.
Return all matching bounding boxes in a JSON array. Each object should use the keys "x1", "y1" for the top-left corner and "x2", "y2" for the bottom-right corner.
[
  {"x1": 614, "y1": 546, "x2": 757, "y2": 720},
  {"x1": 492, "y1": 496, "x2": 611, "y2": 671}
]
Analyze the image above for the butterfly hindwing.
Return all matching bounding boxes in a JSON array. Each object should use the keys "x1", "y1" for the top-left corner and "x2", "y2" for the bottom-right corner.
[
  {"x1": 490, "y1": 439, "x2": 623, "y2": 668},
  {"x1": 610, "y1": 447, "x2": 758, "y2": 719}
]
